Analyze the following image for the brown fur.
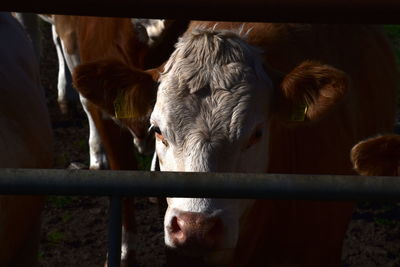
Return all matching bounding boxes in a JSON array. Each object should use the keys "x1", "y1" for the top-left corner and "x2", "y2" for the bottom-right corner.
[{"x1": 351, "y1": 135, "x2": 400, "y2": 176}]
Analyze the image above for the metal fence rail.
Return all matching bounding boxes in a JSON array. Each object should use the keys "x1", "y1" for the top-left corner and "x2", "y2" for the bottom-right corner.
[
  {"x1": 1, "y1": 168, "x2": 399, "y2": 267},
  {"x1": 0, "y1": 168, "x2": 399, "y2": 200}
]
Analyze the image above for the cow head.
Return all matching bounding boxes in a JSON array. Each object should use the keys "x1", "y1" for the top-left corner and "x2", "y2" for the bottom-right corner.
[
  {"x1": 149, "y1": 28, "x2": 349, "y2": 265},
  {"x1": 72, "y1": 59, "x2": 159, "y2": 155},
  {"x1": 351, "y1": 134, "x2": 400, "y2": 176}
]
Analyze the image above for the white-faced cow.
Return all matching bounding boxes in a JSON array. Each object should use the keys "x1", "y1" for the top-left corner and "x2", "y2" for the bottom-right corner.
[
  {"x1": 147, "y1": 22, "x2": 398, "y2": 267},
  {"x1": 0, "y1": 12, "x2": 53, "y2": 266},
  {"x1": 351, "y1": 135, "x2": 400, "y2": 176}
]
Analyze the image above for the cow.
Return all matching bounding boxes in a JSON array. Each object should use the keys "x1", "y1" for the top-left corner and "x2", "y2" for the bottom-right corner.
[
  {"x1": 145, "y1": 23, "x2": 398, "y2": 266},
  {"x1": 66, "y1": 16, "x2": 188, "y2": 265},
  {"x1": 351, "y1": 135, "x2": 400, "y2": 176},
  {"x1": 54, "y1": 15, "x2": 188, "y2": 170},
  {"x1": 15, "y1": 14, "x2": 185, "y2": 169},
  {"x1": 0, "y1": 12, "x2": 53, "y2": 266},
  {"x1": 73, "y1": 22, "x2": 398, "y2": 266}
]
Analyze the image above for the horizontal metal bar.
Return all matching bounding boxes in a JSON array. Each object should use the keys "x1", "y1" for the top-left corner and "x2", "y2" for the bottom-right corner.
[
  {"x1": 0, "y1": 168, "x2": 399, "y2": 201},
  {"x1": 3, "y1": 1, "x2": 400, "y2": 23}
]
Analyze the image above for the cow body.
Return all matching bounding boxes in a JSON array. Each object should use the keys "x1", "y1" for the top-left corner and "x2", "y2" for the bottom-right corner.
[
  {"x1": 151, "y1": 22, "x2": 398, "y2": 266},
  {"x1": 0, "y1": 12, "x2": 53, "y2": 266}
]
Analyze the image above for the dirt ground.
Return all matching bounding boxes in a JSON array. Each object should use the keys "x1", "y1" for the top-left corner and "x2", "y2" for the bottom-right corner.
[{"x1": 35, "y1": 19, "x2": 400, "y2": 267}]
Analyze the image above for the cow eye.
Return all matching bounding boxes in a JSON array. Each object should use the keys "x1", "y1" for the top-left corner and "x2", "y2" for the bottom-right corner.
[
  {"x1": 150, "y1": 124, "x2": 169, "y2": 147},
  {"x1": 244, "y1": 125, "x2": 263, "y2": 150},
  {"x1": 153, "y1": 126, "x2": 161, "y2": 135}
]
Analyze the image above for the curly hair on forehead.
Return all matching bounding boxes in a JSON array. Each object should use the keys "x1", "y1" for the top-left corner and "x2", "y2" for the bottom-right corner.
[{"x1": 160, "y1": 26, "x2": 269, "y2": 95}]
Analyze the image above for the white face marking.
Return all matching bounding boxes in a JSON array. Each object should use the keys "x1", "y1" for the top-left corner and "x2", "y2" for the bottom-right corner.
[{"x1": 150, "y1": 28, "x2": 274, "y2": 254}]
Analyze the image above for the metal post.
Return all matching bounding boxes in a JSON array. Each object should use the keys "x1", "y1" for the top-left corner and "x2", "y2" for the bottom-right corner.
[{"x1": 107, "y1": 196, "x2": 122, "y2": 267}]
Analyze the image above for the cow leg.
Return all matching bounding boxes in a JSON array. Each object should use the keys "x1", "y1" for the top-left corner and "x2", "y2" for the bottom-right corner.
[
  {"x1": 52, "y1": 26, "x2": 80, "y2": 115},
  {"x1": 58, "y1": 34, "x2": 103, "y2": 169},
  {"x1": 52, "y1": 25, "x2": 69, "y2": 114},
  {"x1": 80, "y1": 95, "x2": 108, "y2": 169},
  {"x1": 121, "y1": 197, "x2": 138, "y2": 267},
  {"x1": 83, "y1": 103, "x2": 138, "y2": 171}
]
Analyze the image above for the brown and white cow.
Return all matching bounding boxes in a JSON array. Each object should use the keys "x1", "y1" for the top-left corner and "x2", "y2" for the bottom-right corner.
[
  {"x1": 147, "y1": 23, "x2": 398, "y2": 266},
  {"x1": 0, "y1": 12, "x2": 53, "y2": 266},
  {"x1": 351, "y1": 135, "x2": 400, "y2": 176},
  {"x1": 55, "y1": 15, "x2": 188, "y2": 169},
  {"x1": 73, "y1": 22, "x2": 398, "y2": 265}
]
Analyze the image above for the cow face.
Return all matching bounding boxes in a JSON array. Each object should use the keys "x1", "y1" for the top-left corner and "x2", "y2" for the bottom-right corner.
[
  {"x1": 150, "y1": 28, "x2": 349, "y2": 265},
  {"x1": 151, "y1": 29, "x2": 271, "y2": 262},
  {"x1": 73, "y1": 59, "x2": 159, "y2": 155}
]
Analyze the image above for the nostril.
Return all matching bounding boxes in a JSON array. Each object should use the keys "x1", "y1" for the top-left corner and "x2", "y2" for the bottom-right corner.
[
  {"x1": 168, "y1": 212, "x2": 224, "y2": 250},
  {"x1": 170, "y1": 216, "x2": 181, "y2": 234},
  {"x1": 169, "y1": 216, "x2": 186, "y2": 244}
]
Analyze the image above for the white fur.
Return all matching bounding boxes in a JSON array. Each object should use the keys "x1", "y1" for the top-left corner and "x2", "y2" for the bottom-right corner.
[
  {"x1": 80, "y1": 95, "x2": 108, "y2": 169},
  {"x1": 150, "y1": 28, "x2": 274, "y2": 256},
  {"x1": 121, "y1": 227, "x2": 136, "y2": 261},
  {"x1": 52, "y1": 25, "x2": 68, "y2": 109}
]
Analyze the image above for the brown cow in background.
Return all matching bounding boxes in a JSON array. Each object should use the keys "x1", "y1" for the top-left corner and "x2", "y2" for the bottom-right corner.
[{"x1": 57, "y1": 15, "x2": 188, "y2": 266}]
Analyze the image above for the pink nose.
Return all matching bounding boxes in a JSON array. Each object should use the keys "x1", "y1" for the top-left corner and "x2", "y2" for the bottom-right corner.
[{"x1": 167, "y1": 211, "x2": 223, "y2": 250}]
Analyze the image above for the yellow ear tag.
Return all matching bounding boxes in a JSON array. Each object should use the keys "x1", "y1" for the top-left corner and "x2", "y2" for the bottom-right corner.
[
  {"x1": 114, "y1": 93, "x2": 133, "y2": 119},
  {"x1": 290, "y1": 103, "x2": 308, "y2": 122}
]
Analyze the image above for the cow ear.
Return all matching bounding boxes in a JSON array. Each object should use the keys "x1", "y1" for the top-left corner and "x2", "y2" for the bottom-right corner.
[
  {"x1": 72, "y1": 59, "x2": 158, "y2": 119},
  {"x1": 351, "y1": 135, "x2": 400, "y2": 176},
  {"x1": 271, "y1": 61, "x2": 349, "y2": 123}
]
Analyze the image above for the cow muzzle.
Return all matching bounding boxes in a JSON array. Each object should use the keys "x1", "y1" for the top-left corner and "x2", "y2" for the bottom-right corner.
[
  {"x1": 166, "y1": 210, "x2": 224, "y2": 252},
  {"x1": 164, "y1": 198, "x2": 254, "y2": 265}
]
